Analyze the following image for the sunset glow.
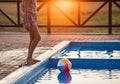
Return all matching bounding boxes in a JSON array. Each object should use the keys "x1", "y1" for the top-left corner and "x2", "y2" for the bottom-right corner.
[{"x1": 54, "y1": 1, "x2": 74, "y2": 10}]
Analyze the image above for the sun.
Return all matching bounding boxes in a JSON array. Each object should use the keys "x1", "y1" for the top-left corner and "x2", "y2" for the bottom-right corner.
[{"x1": 54, "y1": 1, "x2": 74, "y2": 10}]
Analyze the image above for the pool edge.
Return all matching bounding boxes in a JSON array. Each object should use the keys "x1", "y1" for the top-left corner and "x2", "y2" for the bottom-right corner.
[{"x1": 0, "y1": 41, "x2": 71, "y2": 84}]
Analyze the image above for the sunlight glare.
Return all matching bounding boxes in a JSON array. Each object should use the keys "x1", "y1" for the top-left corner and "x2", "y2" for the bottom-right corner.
[{"x1": 55, "y1": 1, "x2": 74, "y2": 10}]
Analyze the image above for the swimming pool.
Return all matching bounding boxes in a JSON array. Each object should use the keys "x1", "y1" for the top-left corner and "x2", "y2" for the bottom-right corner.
[
  {"x1": 1, "y1": 41, "x2": 120, "y2": 84},
  {"x1": 35, "y1": 40, "x2": 120, "y2": 84}
]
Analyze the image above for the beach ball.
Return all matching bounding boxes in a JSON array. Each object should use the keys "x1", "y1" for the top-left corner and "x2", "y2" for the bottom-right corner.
[{"x1": 57, "y1": 58, "x2": 72, "y2": 72}]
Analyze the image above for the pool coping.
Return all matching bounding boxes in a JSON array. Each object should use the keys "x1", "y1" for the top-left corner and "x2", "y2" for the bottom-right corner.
[
  {"x1": 0, "y1": 40, "x2": 120, "y2": 84},
  {"x1": 0, "y1": 40, "x2": 71, "y2": 84}
]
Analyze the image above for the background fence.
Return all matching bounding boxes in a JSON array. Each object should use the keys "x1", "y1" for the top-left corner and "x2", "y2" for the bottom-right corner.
[{"x1": 0, "y1": 0, "x2": 120, "y2": 34}]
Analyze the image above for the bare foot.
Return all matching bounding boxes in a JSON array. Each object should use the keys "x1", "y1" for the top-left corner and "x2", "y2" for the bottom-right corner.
[
  {"x1": 18, "y1": 59, "x2": 40, "y2": 67},
  {"x1": 18, "y1": 61, "x2": 35, "y2": 67},
  {"x1": 32, "y1": 59, "x2": 40, "y2": 63},
  {"x1": 27, "y1": 59, "x2": 36, "y2": 65}
]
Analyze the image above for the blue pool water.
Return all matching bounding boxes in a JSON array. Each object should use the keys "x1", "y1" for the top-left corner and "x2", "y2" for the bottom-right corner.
[
  {"x1": 52, "y1": 42, "x2": 120, "y2": 59},
  {"x1": 32, "y1": 41, "x2": 120, "y2": 84},
  {"x1": 34, "y1": 69, "x2": 120, "y2": 84}
]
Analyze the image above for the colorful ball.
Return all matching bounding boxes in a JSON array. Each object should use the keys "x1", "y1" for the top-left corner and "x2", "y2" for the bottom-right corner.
[{"x1": 57, "y1": 58, "x2": 72, "y2": 72}]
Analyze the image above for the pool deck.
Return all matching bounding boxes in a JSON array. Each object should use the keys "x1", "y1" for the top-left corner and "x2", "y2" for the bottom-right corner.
[{"x1": 0, "y1": 32, "x2": 120, "y2": 80}]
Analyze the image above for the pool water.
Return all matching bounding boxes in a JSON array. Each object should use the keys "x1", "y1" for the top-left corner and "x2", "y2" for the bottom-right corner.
[
  {"x1": 52, "y1": 50, "x2": 120, "y2": 59},
  {"x1": 33, "y1": 41, "x2": 120, "y2": 84},
  {"x1": 34, "y1": 69, "x2": 120, "y2": 84},
  {"x1": 52, "y1": 42, "x2": 120, "y2": 59}
]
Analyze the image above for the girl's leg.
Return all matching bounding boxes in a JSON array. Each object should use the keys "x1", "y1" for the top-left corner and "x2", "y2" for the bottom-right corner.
[{"x1": 27, "y1": 26, "x2": 41, "y2": 64}]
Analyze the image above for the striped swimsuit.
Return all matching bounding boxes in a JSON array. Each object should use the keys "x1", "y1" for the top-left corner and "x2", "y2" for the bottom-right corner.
[{"x1": 22, "y1": 0, "x2": 38, "y2": 28}]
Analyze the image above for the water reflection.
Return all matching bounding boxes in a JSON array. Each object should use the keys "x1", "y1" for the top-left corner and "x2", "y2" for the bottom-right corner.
[
  {"x1": 34, "y1": 69, "x2": 120, "y2": 84},
  {"x1": 57, "y1": 72, "x2": 72, "y2": 84},
  {"x1": 55, "y1": 50, "x2": 120, "y2": 59},
  {"x1": 108, "y1": 70, "x2": 112, "y2": 79}
]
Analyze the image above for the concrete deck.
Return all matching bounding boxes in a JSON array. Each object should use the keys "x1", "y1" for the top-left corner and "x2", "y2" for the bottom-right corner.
[{"x1": 0, "y1": 32, "x2": 120, "y2": 80}]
